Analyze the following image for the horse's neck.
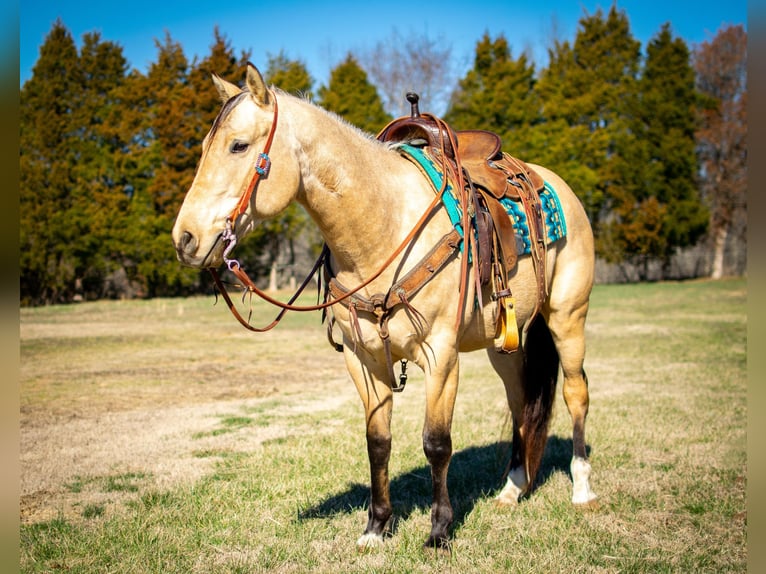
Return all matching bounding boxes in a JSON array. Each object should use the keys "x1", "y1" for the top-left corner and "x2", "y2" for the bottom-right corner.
[{"x1": 287, "y1": 99, "x2": 432, "y2": 278}]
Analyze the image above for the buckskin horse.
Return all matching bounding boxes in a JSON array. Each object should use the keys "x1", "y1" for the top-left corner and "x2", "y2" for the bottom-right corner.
[{"x1": 172, "y1": 63, "x2": 597, "y2": 551}]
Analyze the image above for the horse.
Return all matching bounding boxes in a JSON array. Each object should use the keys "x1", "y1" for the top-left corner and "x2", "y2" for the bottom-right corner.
[{"x1": 172, "y1": 63, "x2": 597, "y2": 551}]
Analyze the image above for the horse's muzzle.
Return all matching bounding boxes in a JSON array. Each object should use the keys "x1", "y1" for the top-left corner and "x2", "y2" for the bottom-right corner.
[{"x1": 173, "y1": 229, "x2": 223, "y2": 268}]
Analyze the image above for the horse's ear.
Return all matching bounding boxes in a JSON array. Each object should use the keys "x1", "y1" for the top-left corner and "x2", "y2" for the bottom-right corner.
[
  {"x1": 245, "y1": 62, "x2": 271, "y2": 106},
  {"x1": 211, "y1": 72, "x2": 242, "y2": 103}
]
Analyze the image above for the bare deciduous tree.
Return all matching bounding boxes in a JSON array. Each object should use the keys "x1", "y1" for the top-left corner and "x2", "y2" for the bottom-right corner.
[
  {"x1": 360, "y1": 28, "x2": 455, "y2": 118},
  {"x1": 694, "y1": 25, "x2": 747, "y2": 279}
]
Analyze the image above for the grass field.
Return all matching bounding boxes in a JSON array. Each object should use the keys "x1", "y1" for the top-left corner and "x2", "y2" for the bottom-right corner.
[{"x1": 20, "y1": 279, "x2": 746, "y2": 573}]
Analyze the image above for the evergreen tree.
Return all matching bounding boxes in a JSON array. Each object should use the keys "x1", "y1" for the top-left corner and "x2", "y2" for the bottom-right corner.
[
  {"x1": 189, "y1": 27, "x2": 251, "y2": 130},
  {"x1": 265, "y1": 50, "x2": 313, "y2": 97},
  {"x1": 528, "y1": 39, "x2": 603, "y2": 224},
  {"x1": 131, "y1": 32, "x2": 203, "y2": 296},
  {"x1": 608, "y1": 23, "x2": 707, "y2": 273},
  {"x1": 444, "y1": 32, "x2": 540, "y2": 156},
  {"x1": 20, "y1": 21, "x2": 118, "y2": 303},
  {"x1": 69, "y1": 31, "x2": 134, "y2": 298},
  {"x1": 20, "y1": 20, "x2": 83, "y2": 303},
  {"x1": 535, "y1": 6, "x2": 642, "y2": 265},
  {"x1": 98, "y1": 62, "x2": 198, "y2": 299},
  {"x1": 317, "y1": 54, "x2": 391, "y2": 133},
  {"x1": 142, "y1": 33, "x2": 197, "y2": 217}
]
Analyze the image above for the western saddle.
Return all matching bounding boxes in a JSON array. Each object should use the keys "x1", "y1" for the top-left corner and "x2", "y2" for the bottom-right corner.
[{"x1": 378, "y1": 93, "x2": 548, "y2": 349}]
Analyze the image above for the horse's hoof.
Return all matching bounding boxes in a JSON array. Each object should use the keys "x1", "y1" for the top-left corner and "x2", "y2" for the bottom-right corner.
[
  {"x1": 494, "y1": 467, "x2": 526, "y2": 507},
  {"x1": 494, "y1": 492, "x2": 521, "y2": 508},
  {"x1": 494, "y1": 484, "x2": 525, "y2": 507},
  {"x1": 356, "y1": 533, "x2": 384, "y2": 553},
  {"x1": 573, "y1": 496, "x2": 600, "y2": 510},
  {"x1": 422, "y1": 535, "x2": 451, "y2": 556}
]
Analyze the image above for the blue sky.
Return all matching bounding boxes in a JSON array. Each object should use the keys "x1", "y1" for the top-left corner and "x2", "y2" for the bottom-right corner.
[{"x1": 20, "y1": 0, "x2": 747, "y2": 89}]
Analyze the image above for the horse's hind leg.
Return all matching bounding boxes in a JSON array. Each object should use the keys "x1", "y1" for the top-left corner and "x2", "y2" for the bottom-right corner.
[
  {"x1": 489, "y1": 318, "x2": 559, "y2": 505},
  {"x1": 548, "y1": 302, "x2": 598, "y2": 506},
  {"x1": 488, "y1": 351, "x2": 531, "y2": 504}
]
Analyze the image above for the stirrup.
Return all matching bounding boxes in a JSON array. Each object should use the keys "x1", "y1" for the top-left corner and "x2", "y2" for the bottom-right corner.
[{"x1": 494, "y1": 296, "x2": 519, "y2": 353}]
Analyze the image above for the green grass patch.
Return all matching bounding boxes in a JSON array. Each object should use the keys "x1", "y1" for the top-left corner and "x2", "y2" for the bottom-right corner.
[
  {"x1": 81, "y1": 503, "x2": 105, "y2": 519},
  {"x1": 104, "y1": 472, "x2": 147, "y2": 493},
  {"x1": 64, "y1": 472, "x2": 149, "y2": 495},
  {"x1": 193, "y1": 414, "x2": 256, "y2": 438}
]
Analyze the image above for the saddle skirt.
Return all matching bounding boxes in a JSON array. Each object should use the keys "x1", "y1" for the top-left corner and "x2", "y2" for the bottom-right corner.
[{"x1": 455, "y1": 130, "x2": 545, "y2": 201}]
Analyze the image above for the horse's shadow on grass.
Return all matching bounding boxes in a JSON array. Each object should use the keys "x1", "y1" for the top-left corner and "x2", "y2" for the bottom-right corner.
[{"x1": 299, "y1": 435, "x2": 587, "y2": 536}]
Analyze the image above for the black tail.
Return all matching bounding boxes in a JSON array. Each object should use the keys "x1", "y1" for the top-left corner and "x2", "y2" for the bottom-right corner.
[{"x1": 522, "y1": 314, "x2": 559, "y2": 486}]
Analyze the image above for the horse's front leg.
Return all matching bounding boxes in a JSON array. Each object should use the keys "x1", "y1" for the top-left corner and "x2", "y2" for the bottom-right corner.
[
  {"x1": 344, "y1": 346, "x2": 394, "y2": 552},
  {"x1": 422, "y1": 347, "x2": 460, "y2": 550}
]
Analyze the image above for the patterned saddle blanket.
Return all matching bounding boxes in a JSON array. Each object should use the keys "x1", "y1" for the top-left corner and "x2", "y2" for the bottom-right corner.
[{"x1": 396, "y1": 143, "x2": 567, "y2": 260}]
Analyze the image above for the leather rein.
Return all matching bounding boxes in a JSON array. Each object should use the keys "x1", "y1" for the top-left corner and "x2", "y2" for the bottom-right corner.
[{"x1": 209, "y1": 90, "x2": 456, "y2": 337}]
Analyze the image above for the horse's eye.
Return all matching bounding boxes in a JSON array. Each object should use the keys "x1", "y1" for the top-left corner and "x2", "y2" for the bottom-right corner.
[{"x1": 230, "y1": 141, "x2": 249, "y2": 154}]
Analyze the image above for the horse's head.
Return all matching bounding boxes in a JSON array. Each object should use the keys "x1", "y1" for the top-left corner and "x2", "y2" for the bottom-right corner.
[{"x1": 172, "y1": 64, "x2": 300, "y2": 268}]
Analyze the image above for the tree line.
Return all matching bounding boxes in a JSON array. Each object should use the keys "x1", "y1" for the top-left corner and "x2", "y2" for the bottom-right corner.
[{"x1": 20, "y1": 7, "x2": 746, "y2": 305}]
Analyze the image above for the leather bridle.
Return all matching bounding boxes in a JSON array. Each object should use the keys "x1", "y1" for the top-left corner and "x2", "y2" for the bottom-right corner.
[{"x1": 218, "y1": 93, "x2": 279, "y2": 273}]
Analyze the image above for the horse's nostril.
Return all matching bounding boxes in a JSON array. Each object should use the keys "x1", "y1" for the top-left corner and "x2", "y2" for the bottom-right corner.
[{"x1": 178, "y1": 231, "x2": 197, "y2": 253}]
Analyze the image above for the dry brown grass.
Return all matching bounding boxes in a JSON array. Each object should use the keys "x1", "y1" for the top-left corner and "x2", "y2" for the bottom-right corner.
[{"x1": 20, "y1": 295, "x2": 350, "y2": 524}]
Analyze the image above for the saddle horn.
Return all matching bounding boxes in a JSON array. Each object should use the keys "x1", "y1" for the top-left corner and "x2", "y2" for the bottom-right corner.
[
  {"x1": 377, "y1": 92, "x2": 457, "y2": 159},
  {"x1": 406, "y1": 92, "x2": 421, "y2": 118}
]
